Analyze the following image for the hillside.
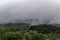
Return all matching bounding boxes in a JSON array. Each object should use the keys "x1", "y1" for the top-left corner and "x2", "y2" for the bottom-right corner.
[{"x1": 0, "y1": 23, "x2": 60, "y2": 40}]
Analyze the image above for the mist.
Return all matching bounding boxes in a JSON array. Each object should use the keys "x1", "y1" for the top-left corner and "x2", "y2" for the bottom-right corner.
[{"x1": 0, "y1": 0, "x2": 60, "y2": 24}]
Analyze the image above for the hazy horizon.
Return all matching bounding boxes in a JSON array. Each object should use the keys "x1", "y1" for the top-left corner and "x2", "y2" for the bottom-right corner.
[{"x1": 0, "y1": 0, "x2": 60, "y2": 24}]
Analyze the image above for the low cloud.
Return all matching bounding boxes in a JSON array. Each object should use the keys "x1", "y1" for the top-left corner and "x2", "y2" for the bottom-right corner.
[{"x1": 0, "y1": 0, "x2": 60, "y2": 24}]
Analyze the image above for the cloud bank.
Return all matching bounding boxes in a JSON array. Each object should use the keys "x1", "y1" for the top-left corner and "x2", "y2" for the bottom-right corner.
[{"x1": 0, "y1": 0, "x2": 60, "y2": 24}]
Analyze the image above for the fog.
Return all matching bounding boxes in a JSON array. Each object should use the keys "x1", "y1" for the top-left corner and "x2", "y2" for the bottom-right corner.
[{"x1": 0, "y1": 0, "x2": 60, "y2": 24}]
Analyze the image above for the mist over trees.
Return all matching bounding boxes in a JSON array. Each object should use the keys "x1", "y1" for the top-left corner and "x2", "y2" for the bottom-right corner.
[
  {"x1": 0, "y1": 0, "x2": 60, "y2": 40},
  {"x1": 0, "y1": 0, "x2": 60, "y2": 24}
]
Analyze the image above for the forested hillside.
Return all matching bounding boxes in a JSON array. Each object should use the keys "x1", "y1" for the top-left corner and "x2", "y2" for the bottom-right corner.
[{"x1": 0, "y1": 23, "x2": 60, "y2": 40}]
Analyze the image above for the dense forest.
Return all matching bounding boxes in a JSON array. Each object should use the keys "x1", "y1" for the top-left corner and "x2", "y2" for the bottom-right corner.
[{"x1": 0, "y1": 23, "x2": 60, "y2": 40}]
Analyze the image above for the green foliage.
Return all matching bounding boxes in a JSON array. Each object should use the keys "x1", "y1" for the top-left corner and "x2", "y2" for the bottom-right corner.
[
  {"x1": 0, "y1": 23, "x2": 60, "y2": 40},
  {"x1": 23, "y1": 32, "x2": 32, "y2": 40},
  {"x1": 30, "y1": 24, "x2": 60, "y2": 34},
  {"x1": 2, "y1": 31, "x2": 21, "y2": 40}
]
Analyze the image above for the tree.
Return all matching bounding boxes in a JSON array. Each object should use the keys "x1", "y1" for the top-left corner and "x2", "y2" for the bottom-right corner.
[{"x1": 2, "y1": 31, "x2": 21, "y2": 40}]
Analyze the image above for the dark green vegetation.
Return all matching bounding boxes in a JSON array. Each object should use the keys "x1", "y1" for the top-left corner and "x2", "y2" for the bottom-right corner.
[{"x1": 0, "y1": 23, "x2": 60, "y2": 40}]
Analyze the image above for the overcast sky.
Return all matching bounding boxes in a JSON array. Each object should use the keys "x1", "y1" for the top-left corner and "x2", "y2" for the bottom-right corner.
[{"x1": 0, "y1": 0, "x2": 60, "y2": 24}]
